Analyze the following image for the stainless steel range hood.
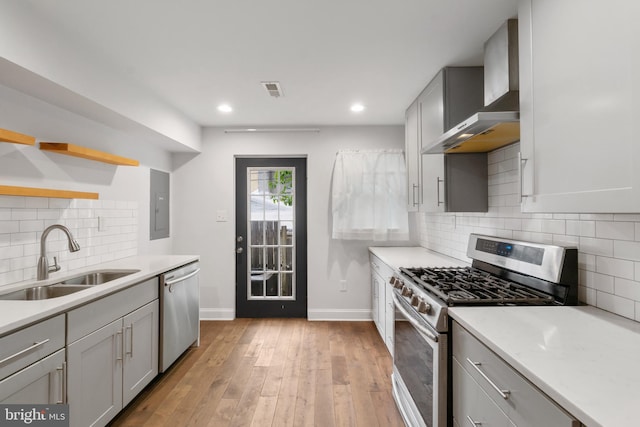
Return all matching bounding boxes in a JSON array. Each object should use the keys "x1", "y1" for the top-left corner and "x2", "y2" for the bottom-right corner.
[{"x1": 423, "y1": 19, "x2": 520, "y2": 154}]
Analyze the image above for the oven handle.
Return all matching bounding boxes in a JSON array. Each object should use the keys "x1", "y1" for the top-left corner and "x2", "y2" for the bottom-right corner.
[{"x1": 392, "y1": 293, "x2": 439, "y2": 343}]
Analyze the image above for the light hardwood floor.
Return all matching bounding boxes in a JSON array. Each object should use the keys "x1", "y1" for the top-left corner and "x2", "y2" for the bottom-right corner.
[{"x1": 110, "y1": 319, "x2": 405, "y2": 427}]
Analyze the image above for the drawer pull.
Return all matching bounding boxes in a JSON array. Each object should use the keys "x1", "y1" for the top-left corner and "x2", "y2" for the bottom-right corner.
[
  {"x1": 466, "y1": 357, "x2": 511, "y2": 399},
  {"x1": 0, "y1": 339, "x2": 50, "y2": 366},
  {"x1": 466, "y1": 415, "x2": 482, "y2": 426}
]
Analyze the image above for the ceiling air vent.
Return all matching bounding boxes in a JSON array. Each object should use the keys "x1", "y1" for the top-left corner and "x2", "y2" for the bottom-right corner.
[{"x1": 261, "y1": 81, "x2": 283, "y2": 98}]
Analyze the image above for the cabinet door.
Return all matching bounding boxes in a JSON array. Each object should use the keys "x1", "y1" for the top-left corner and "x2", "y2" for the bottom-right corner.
[
  {"x1": 452, "y1": 357, "x2": 516, "y2": 427},
  {"x1": 68, "y1": 318, "x2": 123, "y2": 427},
  {"x1": 419, "y1": 72, "x2": 446, "y2": 213},
  {"x1": 371, "y1": 272, "x2": 380, "y2": 331},
  {"x1": 384, "y1": 281, "x2": 394, "y2": 354},
  {"x1": 421, "y1": 154, "x2": 446, "y2": 213},
  {"x1": 405, "y1": 100, "x2": 421, "y2": 211},
  {"x1": 0, "y1": 349, "x2": 65, "y2": 404},
  {"x1": 519, "y1": 0, "x2": 640, "y2": 212},
  {"x1": 122, "y1": 300, "x2": 159, "y2": 406}
]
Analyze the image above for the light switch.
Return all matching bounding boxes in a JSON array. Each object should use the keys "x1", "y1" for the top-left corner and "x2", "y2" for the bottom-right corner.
[{"x1": 216, "y1": 210, "x2": 228, "y2": 222}]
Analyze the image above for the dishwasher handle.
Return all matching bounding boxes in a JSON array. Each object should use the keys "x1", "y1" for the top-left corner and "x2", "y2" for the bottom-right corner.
[{"x1": 164, "y1": 268, "x2": 200, "y2": 291}]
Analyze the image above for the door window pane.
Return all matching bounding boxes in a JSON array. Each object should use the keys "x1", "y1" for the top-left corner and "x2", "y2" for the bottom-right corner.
[{"x1": 247, "y1": 167, "x2": 296, "y2": 300}]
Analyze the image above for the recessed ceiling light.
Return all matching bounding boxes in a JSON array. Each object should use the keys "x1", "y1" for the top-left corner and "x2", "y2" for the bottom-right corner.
[
  {"x1": 217, "y1": 104, "x2": 233, "y2": 113},
  {"x1": 350, "y1": 103, "x2": 365, "y2": 113}
]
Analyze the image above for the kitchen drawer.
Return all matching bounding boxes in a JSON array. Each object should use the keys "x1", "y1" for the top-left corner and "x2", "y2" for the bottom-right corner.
[
  {"x1": 452, "y1": 321, "x2": 579, "y2": 427},
  {"x1": 67, "y1": 277, "x2": 158, "y2": 344},
  {"x1": 452, "y1": 356, "x2": 515, "y2": 427},
  {"x1": 0, "y1": 314, "x2": 65, "y2": 381},
  {"x1": 370, "y1": 253, "x2": 394, "y2": 284}
]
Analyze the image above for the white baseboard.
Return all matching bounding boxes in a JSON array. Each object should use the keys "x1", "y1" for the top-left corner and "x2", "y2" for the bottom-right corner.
[
  {"x1": 307, "y1": 309, "x2": 372, "y2": 321},
  {"x1": 200, "y1": 308, "x2": 234, "y2": 320},
  {"x1": 200, "y1": 308, "x2": 373, "y2": 321}
]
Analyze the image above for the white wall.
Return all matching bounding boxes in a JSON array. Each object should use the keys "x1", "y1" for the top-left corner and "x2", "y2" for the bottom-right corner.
[
  {"x1": 172, "y1": 126, "x2": 413, "y2": 320},
  {"x1": 0, "y1": 2, "x2": 201, "y2": 152},
  {"x1": 0, "y1": 84, "x2": 174, "y2": 288},
  {"x1": 418, "y1": 143, "x2": 640, "y2": 322}
]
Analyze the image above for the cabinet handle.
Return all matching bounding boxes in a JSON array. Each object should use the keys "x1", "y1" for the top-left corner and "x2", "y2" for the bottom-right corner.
[
  {"x1": 436, "y1": 177, "x2": 444, "y2": 206},
  {"x1": 125, "y1": 325, "x2": 134, "y2": 358},
  {"x1": 519, "y1": 152, "x2": 530, "y2": 200},
  {"x1": 466, "y1": 415, "x2": 482, "y2": 426},
  {"x1": 116, "y1": 331, "x2": 123, "y2": 361},
  {"x1": 0, "y1": 339, "x2": 50, "y2": 366},
  {"x1": 56, "y1": 361, "x2": 67, "y2": 404},
  {"x1": 466, "y1": 357, "x2": 511, "y2": 399},
  {"x1": 412, "y1": 183, "x2": 419, "y2": 206}
]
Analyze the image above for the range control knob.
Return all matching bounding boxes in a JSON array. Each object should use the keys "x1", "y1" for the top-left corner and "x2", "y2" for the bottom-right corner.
[
  {"x1": 401, "y1": 286, "x2": 413, "y2": 297},
  {"x1": 391, "y1": 277, "x2": 404, "y2": 289},
  {"x1": 417, "y1": 300, "x2": 432, "y2": 314},
  {"x1": 410, "y1": 295, "x2": 420, "y2": 306}
]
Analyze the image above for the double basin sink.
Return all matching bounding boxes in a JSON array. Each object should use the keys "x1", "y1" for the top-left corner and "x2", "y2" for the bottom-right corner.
[{"x1": 0, "y1": 270, "x2": 139, "y2": 301}]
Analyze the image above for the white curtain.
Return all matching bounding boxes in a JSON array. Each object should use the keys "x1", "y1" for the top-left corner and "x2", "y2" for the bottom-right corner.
[{"x1": 331, "y1": 149, "x2": 409, "y2": 241}]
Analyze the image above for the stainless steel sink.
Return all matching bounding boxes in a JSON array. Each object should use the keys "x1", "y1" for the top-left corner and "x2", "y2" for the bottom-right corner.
[
  {"x1": 0, "y1": 284, "x2": 93, "y2": 300},
  {"x1": 0, "y1": 269, "x2": 139, "y2": 300},
  {"x1": 59, "y1": 269, "x2": 139, "y2": 285}
]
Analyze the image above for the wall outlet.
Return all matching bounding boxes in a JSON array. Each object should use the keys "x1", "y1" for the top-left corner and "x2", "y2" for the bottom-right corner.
[
  {"x1": 216, "y1": 210, "x2": 228, "y2": 222},
  {"x1": 339, "y1": 279, "x2": 347, "y2": 292}
]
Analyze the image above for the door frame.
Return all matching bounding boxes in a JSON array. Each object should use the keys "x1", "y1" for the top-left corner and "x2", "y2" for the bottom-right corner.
[{"x1": 234, "y1": 156, "x2": 308, "y2": 318}]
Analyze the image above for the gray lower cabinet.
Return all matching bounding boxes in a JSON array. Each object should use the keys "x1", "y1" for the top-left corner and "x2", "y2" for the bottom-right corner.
[
  {"x1": 67, "y1": 278, "x2": 159, "y2": 427},
  {"x1": 369, "y1": 252, "x2": 394, "y2": 354},
  {"x1": 0, "y1": 314, "x2": 66, "y2": 404},
  {"x1": 0, "y1": 349, "x2": 66, "y2": 404},
  {"x1": 452, "y1": 321, "x2": 580, "y2": 427}
]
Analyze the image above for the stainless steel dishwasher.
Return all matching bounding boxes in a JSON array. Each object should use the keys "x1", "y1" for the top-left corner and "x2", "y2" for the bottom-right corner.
[{"x1": 159, "y1": 261, "x2": 200, "y2": 372}]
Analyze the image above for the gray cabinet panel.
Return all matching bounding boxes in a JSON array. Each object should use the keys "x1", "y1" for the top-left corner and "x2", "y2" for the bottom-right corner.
[{"x1": 150, "y1": 169, "x2": 170, "y2": 240}]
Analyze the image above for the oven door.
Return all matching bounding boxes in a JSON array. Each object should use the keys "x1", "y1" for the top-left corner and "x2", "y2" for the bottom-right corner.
[{"x1": 392, "y1": 292, "x2": 447, "y2": 427}]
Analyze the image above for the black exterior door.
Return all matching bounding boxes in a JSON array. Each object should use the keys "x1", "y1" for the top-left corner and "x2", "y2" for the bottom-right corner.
[{"x1": 235, "y1": 157, "x2": 307, "y2": 317}]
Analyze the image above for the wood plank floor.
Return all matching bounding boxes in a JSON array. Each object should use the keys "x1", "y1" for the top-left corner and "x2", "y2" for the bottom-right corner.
[{"x1": 110, "y1": 319, "x2": 404, "y2": 427}]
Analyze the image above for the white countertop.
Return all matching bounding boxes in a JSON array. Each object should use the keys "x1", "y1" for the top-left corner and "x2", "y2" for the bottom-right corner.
[
  {"x1": 0, "y1": 255, "x2": 198, "y2": 337},
  {"x1": 449, "y1": 305, "x2": 640, "y2": 427},
  {"x1": 369, "y1": 246, "x2": 468, "y2": 271}
]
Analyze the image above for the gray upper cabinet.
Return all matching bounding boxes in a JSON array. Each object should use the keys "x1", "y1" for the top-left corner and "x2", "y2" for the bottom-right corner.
[
  {"x1": 404, "y1": 67, "x2": 488, "y2": 213},
  {"x1": 519, "y1": 0, "x2": 640, "y2": 212}
]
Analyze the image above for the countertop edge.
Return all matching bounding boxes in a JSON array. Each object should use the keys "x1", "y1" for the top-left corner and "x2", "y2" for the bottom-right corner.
[
  {"x1": 0, "y1": 254, "x2": 199, "y2": 337},
  {"x1": 448, "y1": 306, "x2": 626, "y2": 427}
]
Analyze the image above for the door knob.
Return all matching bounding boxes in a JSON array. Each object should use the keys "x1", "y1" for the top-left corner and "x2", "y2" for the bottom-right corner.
[
  {"x1": 237, "y1": 236, "x2": 244, "y2": 243},
  {"x1": 236, "y1": 247, "x2": 244, "y2": 254}
]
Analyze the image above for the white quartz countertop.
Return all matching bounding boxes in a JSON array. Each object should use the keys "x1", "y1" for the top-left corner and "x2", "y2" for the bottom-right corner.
[
  {"x1": 449, "y1": 305, "x2": 640, "y2": 427},
  {"x1": 0, "y1": 255, "x2": 199, "y2": 337},
  {"x1": 369, "y1": 246, "x2": 468, "y2": 271}
]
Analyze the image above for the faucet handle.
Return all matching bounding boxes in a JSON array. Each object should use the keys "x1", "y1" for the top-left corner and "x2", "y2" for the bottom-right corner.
[{"x1": 48, "y1": 256, "x2": 61, "y2": 273}]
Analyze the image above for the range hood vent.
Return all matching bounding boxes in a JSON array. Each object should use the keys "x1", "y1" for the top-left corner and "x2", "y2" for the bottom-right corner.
[{"x1": 423, "y1": 19, "x2": 520, "y2": 154}]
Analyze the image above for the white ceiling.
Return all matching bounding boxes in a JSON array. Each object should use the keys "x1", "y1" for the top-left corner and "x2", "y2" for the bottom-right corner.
[{"x1": 22, "y1": 0, "x2": 517, "y2": 127}]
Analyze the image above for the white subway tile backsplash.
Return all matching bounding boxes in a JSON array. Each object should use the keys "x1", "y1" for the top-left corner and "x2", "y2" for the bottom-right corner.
[
  {"x1": 614, "y1": 278, "x2": 640, "y2": 301},
  {"x1": 0, "y1": 198, "x2": 139, "y2": 287},
  {"x1": 542, "y1": 219, "x2": 566, "y2": 235},
  {"x1": 579, "y1": 237, "x2": 614, "y2": 257},
  {"x1": 596, "y1": 292, "x2": 635, "y2": 320},
  {"x1": 580, "y1": 270, "x2": 614, "y2": 293},
  {"x1": 11, "y1": 209, "x2": 37, "y2": 220},
  {"x1": 596, "y1": 221, "x2": 635, "y2": 241},
  {"x1": 418, "y1": 142, "x2": 640, "y2": 321},
  {"x1": 596, "y1": 256, "x2": 634, "y2": 280},
  {"x1": 613, "y1": 241, "x2": 640, "y2": 262}
]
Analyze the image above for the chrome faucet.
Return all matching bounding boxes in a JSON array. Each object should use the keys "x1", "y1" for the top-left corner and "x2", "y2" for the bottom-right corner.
[{"x1": 37, "y1": 224, "x2": 81, "y2": 280}]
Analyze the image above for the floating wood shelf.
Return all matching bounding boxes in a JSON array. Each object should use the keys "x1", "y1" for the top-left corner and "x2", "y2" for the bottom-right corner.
[
  {"x1": 39, "y1": 142, "x2": 139, "y2": 166},
  {"x1": 0, "y1": 185, "x2": 99, "y2": 200},
  {"x1": 0, "y1": 128, "x2": 36, "y2": 146}
]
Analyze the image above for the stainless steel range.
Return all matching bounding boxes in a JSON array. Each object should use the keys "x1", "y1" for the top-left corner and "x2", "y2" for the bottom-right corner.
[{"x1": 390, "y1": 234, "x2": 578, "y2": 427}]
